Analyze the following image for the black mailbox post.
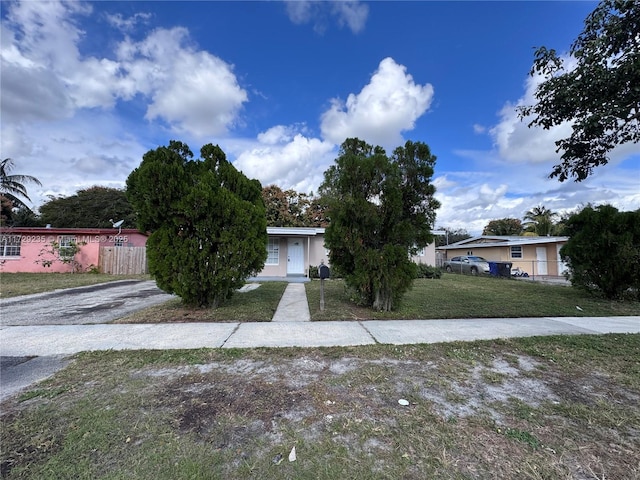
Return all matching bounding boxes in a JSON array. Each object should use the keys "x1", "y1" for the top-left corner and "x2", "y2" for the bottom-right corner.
[
  {"x1": 319, "y1": 264, "x2": 330, "y2": 279},
  {"x1": 319, "y1": 263, "x2": 330, "y2": 310}
]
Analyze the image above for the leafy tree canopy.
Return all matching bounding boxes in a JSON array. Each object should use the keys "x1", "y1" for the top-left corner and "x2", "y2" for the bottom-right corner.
[
  {"x1": 482, "y1": 218, "x2": 523, "y2": 236},
  {"x1": 519, "y1": 0, "x2": 640, "y2": 181},
  {"x1": 560, "y1": 204, "x2": 640, "y2": 299},
  {"x1": 320, "y1": 138, "x2": 440, "y2": 312},
  {"x1": 434, "y1": 227, "x2": 472, "y2": 247},
  {"x1": 126, "y1": 141, "x2": 267, "y2": 307},
  {"x1": 262, "y1": 185, "x2": 329, "y2": 228},
  {"x1": 39, "y1": 186, "x2": 136, "y2": 228}
]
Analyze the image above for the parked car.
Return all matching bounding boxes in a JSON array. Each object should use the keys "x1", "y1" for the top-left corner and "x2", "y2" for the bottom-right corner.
[{"x1": 443, "y1": 255, "x2": 491, "y2": 275}]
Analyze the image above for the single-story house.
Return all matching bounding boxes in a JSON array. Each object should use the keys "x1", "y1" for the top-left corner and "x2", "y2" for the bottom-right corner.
[
  {"x1": 258, "y1": 227, "x2": 437, "y2": 279},
  {"x1": 0, "y1": 227, "x2": 149, "y2": 274},
  {"x1": 1, "y1": 226, "x2": 438, "y2": 279},
  {"x1": 437, "y1": 235, "x2": 569, "y2": 277}
]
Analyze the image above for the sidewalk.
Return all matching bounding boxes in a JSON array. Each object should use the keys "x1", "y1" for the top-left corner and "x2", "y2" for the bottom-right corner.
[{"x1": 2, "y1": 316, "x2": 639, "y2": 356}]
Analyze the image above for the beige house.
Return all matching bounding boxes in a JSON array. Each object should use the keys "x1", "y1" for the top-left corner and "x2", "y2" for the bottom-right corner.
[
  {"x1": 256, "y1": 227, "x2": 437, "y2": 280},
  {"x1": 438, "y1": 235, "x2": 569, "y2": 277}
]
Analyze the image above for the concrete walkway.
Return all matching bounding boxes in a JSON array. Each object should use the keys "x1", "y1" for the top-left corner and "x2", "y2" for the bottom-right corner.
[{"x1": 271, "y1": 283, "x2": 310, "y2": 322}]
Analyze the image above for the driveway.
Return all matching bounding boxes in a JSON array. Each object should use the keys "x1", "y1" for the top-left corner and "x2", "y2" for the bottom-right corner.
[
  {"x1": 0, "y1": 280, "x2": 173, "y2": 401},
  {"x1": 0, "y1": 280, "x2": 174, "y2": 326}
]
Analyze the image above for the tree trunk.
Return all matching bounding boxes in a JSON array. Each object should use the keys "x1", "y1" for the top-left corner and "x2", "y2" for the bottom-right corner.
[{"x1": 372, "y1": 287, "x2": 393, "y2": 312}]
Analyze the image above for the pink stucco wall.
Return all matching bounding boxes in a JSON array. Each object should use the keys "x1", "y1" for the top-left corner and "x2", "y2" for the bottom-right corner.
[{"x1": 0, "y1": 228, "x2": 148, "y2": 273}]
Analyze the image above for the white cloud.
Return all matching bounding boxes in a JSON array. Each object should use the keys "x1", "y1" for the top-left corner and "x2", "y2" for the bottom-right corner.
[
  {"x1": 331, "y1": 2, "x2": 369, "y2": 33},
  {"x1": 1, "y1": 1, "x2": 248, "y2": 138},
  {"x1": 320, "y1": 57, "x2": 434, "y2": 148},
  {"x1": 285, "y1": 1, "x2": 368, "y2": 34},
  {"x1": 105, "y1": 12, "x2": 152, "y2": 32},
  {"x1": 233, "y1": 126, "x2": 336, "y2": 194},
  {"x1": 473, "y1": 124, "x2": 486, "y2": 134},
  {"x1": 489, "y1": 74, "x2": 573, "y2": 164},
  {"x1": 136, "y1": 31, "x2": 248, "y2": 137}
]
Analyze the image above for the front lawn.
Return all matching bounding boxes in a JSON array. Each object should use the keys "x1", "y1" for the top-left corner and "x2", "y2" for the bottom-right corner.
[
  {"x1": 306, "y1": 275, "x2": 640, "y2": 320},
  {"x1": 2, "y1": 334, "x2": 639, "y2": 479}
]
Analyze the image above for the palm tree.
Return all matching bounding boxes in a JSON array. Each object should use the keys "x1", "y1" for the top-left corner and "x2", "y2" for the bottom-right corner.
[
  {"x1": 523, "y1": 205, "x2": 557, "y2": 236},
  {"x1": 0, "y1": 158, "x2": 42, "y2": 210}
]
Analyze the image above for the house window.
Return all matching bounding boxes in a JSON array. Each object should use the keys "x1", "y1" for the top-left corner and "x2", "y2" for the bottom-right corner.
[
  {"x1": 0, "y1": 235, "x2": 21, "y2": 257},
  {"x1": 58, "y1": 236, "x2": 76, "y2": 259},
  {"x1": 510, "y1": 245, "x2": 523, "y2": 259},
  {"x1": 266, "y1": 238, "x2": 279, "y2": 265}
]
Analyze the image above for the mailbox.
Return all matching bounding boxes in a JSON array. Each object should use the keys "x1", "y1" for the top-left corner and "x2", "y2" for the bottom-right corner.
[{"x1": 319, "y1": 264, "x2": 330, "y2": 279}]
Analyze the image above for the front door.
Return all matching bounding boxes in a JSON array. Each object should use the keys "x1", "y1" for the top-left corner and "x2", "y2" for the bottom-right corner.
[
  {"x1": 287, "y1": 238, "x2": 304, "y2": 275},
  {"x1": 556, "y1": 244, "x2": 568, "y2": 275},
  {"x1": 536, "y1": 247, "x2": 548, "y2": 275}
]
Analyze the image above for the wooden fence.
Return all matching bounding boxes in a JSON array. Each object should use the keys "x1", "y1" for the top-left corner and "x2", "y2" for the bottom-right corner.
[{"x1": 99, "y1": 246, "x2": 148, "y2": 275}]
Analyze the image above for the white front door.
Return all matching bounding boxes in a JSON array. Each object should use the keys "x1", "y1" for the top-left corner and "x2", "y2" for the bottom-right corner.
[
  {"x1": 287, "y1": 238, "x2": 305, "y2": 275},
  {"x1": 556, "y1": 244, "x2": 568, "y2": 275},
  {"x1": 536, "y1": 247, "x2": 548, "y2": 275}
]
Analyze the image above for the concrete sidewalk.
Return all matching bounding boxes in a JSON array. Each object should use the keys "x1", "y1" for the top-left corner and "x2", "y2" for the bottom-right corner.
[{"x1": 2, "y1": 316, "x2": 639, "y2": 356}]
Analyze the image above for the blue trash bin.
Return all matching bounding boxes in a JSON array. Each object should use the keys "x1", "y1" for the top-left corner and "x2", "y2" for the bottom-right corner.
[{"x1": 488, "y1": 262, "x2": 499, "y2": 276}]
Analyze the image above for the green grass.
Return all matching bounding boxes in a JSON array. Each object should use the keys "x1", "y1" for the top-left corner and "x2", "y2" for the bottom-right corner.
[
  {"x1": 0, "y1": 272, "x2": 151, "y2": 298},
  {"x1": 115, "y1": 282, "x2": 288, "y2": 323},
  {"x1": 306, "y1": 275, "x2": 640, "y2": 320},
  {"x1": 2, "y1": 334, "x2": 639, "y2": 479}
]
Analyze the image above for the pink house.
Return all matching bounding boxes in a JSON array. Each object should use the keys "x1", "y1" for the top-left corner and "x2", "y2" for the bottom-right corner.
[{"x1": 0, "y1": 227, "x2": 148, "y2": 274}]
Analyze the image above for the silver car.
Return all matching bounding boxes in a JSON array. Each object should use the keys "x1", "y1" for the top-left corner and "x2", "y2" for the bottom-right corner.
[{"x1": 443, "y1": 255, "x2": 490, "y2": 275}]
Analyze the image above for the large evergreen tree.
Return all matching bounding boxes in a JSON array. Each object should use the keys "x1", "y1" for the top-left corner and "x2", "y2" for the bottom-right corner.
[
  {"x1": 560, "y1": 204, "x2": 640, "y2": 300},
  {"x1": 126, "y1": 141, "x2": 267, "y2": 307},
  {"x1": 320, "y1": 138, "x2": 439, "y2": 312}
]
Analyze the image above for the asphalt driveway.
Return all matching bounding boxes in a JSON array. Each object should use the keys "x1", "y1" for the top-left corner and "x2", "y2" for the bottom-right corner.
[{"x1": 0, "y1": 280, "x2": 174, "y2": 326}]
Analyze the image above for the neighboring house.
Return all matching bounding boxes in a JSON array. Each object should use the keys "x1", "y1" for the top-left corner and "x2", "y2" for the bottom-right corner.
[
  {"x1": 0, "y1": 227, "x2": 148, "y2": 274},
  {"x1": 437, "y1": 235, "x2": 569, "y2": 277},
  {"x1": 1, "y1": 226, "x2": 438, "y2": 279}
]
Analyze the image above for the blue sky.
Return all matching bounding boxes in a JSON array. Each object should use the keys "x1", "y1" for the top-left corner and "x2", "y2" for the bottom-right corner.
[{"x1": 2, "y1": 0, "x2": 638, "y2": 235}]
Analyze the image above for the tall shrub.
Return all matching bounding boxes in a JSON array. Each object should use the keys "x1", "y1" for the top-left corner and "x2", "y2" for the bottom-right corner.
[{"x1": 126, "y1": 141, "x2": 267, "y2": 307}]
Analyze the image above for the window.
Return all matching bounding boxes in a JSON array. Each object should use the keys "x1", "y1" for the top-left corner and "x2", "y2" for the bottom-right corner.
[
  {"x1": 0, "y1": 235, "x2": 21, "y2": 257},
  {"x1": 510, "y1": 245, "x2": 523, "y2": 259},
  {"x1": 266, "y1": 238, "x2": 279, "y2": 265},
  {"x1": 58, "y1": 236, "x2": 76, "y2": 259}
]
